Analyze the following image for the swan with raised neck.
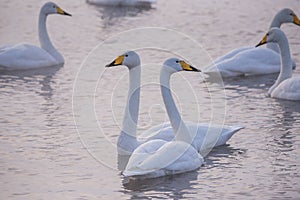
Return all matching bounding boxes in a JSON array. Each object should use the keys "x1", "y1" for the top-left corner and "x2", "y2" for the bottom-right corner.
[
  {"x1": 160, "y1": 58, "x2": 200, "y2": 144},
  {"x1": 39, "y1": 2, "x2": 71, "y2": 63},
  {"x1": 122, "y1": 58, "x2": 203, "y2": 179},
  {"x1": 0, "y1": 2, "x2": 71, "y2": 70},
  {"x1": 106, "y1": 51, "x2": 244, "y2": 155},
  {"x1": 203, "y1": 8, "x2": 300, "y2": 77},
  {"x1": 256, "y1": 28, "x2": 300, "y2": 100},
  {"x1": 106, "y1": 51, "x2": 141, "y2": 154},
  {"x1": 267, "y1": 8, "x2": 300, "y2": 52}
]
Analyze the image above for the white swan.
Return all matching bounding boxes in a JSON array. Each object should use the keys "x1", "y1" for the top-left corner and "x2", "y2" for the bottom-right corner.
[
  {"x1": 203, "y1": 8, "x2": 300, "y2": 77},
  {"x1": 106, "y1": 51, "x2": 243, "y2": 155},
  {"x1": 86, "y1": 0, "x2": 156, "y2": 7},
  {"x1": 0, "y1": 2, "x2": 71, "y2": 70},
  {"x1": 123, "y1": 58, "x2": 204, "y2": 178},
  {"x1": 256, "y1": 28, "x2": 300, "y2": 101}
]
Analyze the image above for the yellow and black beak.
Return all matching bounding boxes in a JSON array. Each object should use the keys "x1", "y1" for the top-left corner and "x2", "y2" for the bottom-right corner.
[
  {"x1": 255, "y1": 34, "x2": 268, "y2": 48},
  {"x1": 106, "y1": 55, "x2": 125, "y2": 67},
  {"x1": 57, "y1": 7, "x2": 72, "y2": 16},
  {"x1": 293, "y1": 13, "x2": 300, "y2": 26},
  {"x1": 179, "y1": 60, "x2": 201, "y2": 72}
]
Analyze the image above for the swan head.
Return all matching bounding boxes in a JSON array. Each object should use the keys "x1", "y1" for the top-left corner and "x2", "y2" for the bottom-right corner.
[
  {"x1": 41, "y1": 2, "x2": 72, "y2": 16},
  {"x1": 255, "y1": 28, "x2": 287, "y2": 47},
  {"x1": 162, "y1": 58, "x2": 200, "y2": 74},
  {"x1": 275, "y1": 8, "x2": 300, "y2": 26},
  {"x1": 106, "y1": 51, "x2": 141, "y2": 69}
]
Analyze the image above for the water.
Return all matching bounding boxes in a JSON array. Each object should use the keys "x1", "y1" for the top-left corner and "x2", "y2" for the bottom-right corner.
[{"x1": 0, "y1": 0, "x2": 300, "y2": 199}]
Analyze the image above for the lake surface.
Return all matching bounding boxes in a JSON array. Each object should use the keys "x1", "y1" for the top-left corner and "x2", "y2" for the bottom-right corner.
[{"x1": 0, "y1": 0, "x2": 300, "y2": 199}]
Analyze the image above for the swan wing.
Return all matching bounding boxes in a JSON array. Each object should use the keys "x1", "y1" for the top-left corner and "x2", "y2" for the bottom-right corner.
[
  {"x1": 138, "y1": 122, "x2": 174, "y2": 142},
  {"x1": 138, "y1": 121, "x2": 243, "y2": 152},
  {"x1": 0, "y1": 43, "x2": 58, "y2": 70},
  {"x1": 123, "y1": 141, "x2": 203, "y2": 178},
  {"x1": 183, "y1": 122, "x2": 244, "y2": 154},
  {"x1": 272, "y1": 77, "x2": 300, "y2": 100},
  {"x1": 204, "y1": 48, "x2": 281, "y2": 77},
  {"x1": 209, "y1": 46, "x2": 252, "y2": 65}
]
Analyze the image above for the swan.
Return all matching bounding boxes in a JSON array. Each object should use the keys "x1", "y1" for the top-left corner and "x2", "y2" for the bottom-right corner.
[
  {"x1": 106, "y1": 51, "x2": 243, "y2": 155},
  {"x1": 86, "y1": 0, "x2": 156, "y2": 7},
  {"x1": 256, "y1": 28, "x2": 300, "y2": 101},
  {"x1": 123, "y1": 58, "x2": 204, "y2": 179},
  {"x1": 203, "y1": 8, "x2": 300, "y2": 77},
  {"x1": 0, "y1": 2, "x2": 71, "y2": 70}
]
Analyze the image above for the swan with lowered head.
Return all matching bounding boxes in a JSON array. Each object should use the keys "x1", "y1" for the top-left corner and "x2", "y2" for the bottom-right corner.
[
  {"x1": 0, "y1": 2, "x2": 71, "y2": 70},
  {"x1": 106, "y1": 51, "x2": 244, "y2": 156},
  {"x1": 256, "y1": 28, "x2": 300, "y2": 101},
  {"x1": 203, "y1": 8, "x2": 300, "y2": 77},
  {"x1": 123, "y1": 58, "x2": 204, "y2": 179}
]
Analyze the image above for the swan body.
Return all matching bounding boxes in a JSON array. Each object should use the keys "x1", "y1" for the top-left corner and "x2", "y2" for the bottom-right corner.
[
  {"x1": 123, "y1": 59, "x2": 204, "y2": 178},
  {"x1": 256, "y1": 28, "x2": 300, "y2": 101},
  {"x1": 203, "y1": 8, "x2": 300, "y2": 77},
  {"x1": 86, "y1": 0, "x2": 156, "y2": 7},
  {"x1": 123, "y1": 140, "x2": 203, "y2": 178},
  {"x1": 107, "y1": 52, "x2": 244, "y2": 155},
  {"x1": 139, "y1": 122, "x2": 243, "y2": 153},
  {"x1": 0, "y1": 2, "x2": 71, "y2": 70}
]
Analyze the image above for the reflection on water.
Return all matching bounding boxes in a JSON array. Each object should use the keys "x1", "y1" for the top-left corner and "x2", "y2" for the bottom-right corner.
[
  {"x1": 204, "y1": 144, "x2": 247, "y2": 167},
  {"x1": 0, "y1": 65, "x2": 62, "y2": 101},
  {"x1": 90, "y1": 4, "x2": 154, "y2": 28},
  {"x1": 122, "y1": 170, "x2": 198, "y2": 199},
  {"x1": 119, "y1": 144, "x2": 248, "y2": 200}
]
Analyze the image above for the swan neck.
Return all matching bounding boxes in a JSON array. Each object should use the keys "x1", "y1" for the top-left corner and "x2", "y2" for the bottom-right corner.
[
  {"x1": 121, "y1": 66, "x2": 141, "y2": 139},
  {"x1": 38, "y1": 11, "x2": 63, "y2": 62},
  {"x1": 267, "y1": 14, "x2": 281, "y2": 52},
  {"x1": 160, "y1": 68, "x2": 192, "y2": 144},
  {"x1": 269, "y1": 36, "x2": 292, "y2": 94},
  {"x1": 269, "y1": 12, "x2": 282, "y2": 28}
]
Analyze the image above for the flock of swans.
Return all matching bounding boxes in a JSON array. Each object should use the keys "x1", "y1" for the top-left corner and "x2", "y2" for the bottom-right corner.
[
  {"x1": 0, "y1": 1, "x2": 299, "y2": 179},
  {"x1": 203, "y1": 8, "x2": 300, "y2": 77}
]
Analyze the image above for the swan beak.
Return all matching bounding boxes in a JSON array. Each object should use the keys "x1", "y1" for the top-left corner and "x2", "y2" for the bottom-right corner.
[
  {"x1": 293, "y1": 14, "x2": 300, "y2": 26},
  {"x1": 57, "y1": 7, "x2": 72, "y2": 16},
  {"x1": 255, "y1": 34, "x2": 268, "y2": 48},
  {"x1": 106, "y1": 55, "x2": 125, "y2": 67},
  {"x1": 180, "y1": 61, "x2": 201, "y2": 72}
]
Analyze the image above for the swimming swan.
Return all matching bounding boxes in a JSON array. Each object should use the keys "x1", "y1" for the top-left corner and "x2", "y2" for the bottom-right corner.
[
  {"x1": 86, "y1": 0, "x2": 156, "y2": 7},
  {"x1": 203, "y1": 8, "x2": 300, "y2": 77},
  {"x1": 0, "y1": 2, "x2": 71, "y2": 70},
  {"x1": 106, "y1": 51, "x2": 243, "y2": 155},
  {"x1": 256, "y1": 28, "x2": 300, "y2": 101},
  {"x1": 123, "y1": 59, "x2": 204, "y2": 179}
]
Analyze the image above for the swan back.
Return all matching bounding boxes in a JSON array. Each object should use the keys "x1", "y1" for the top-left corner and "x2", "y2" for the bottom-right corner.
[{"x1": 123, "y1": 140, "x2": 203, "y2": 178}]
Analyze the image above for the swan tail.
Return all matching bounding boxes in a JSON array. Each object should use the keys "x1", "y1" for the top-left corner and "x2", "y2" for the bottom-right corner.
[{"x1": 215, "y1": 125, "x2": 244, "y2": 147}]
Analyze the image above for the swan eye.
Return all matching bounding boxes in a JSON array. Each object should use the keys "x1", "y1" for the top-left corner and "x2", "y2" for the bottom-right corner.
[
  {"x1": 125, "y1": 55, "x2": 128, "y2": 57},
  {"x1": 53, "y1": 5, "x2": 56, "y2": 8},
  {"x1": 290, "y1": 13, "x2": 294, "y2": 16},
  {"x1": 175, "y1": 60, "x2": 179, "y2": 63},
  {"x1": 266, "y1": 33, "x2": 269, "y2": 36}
]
